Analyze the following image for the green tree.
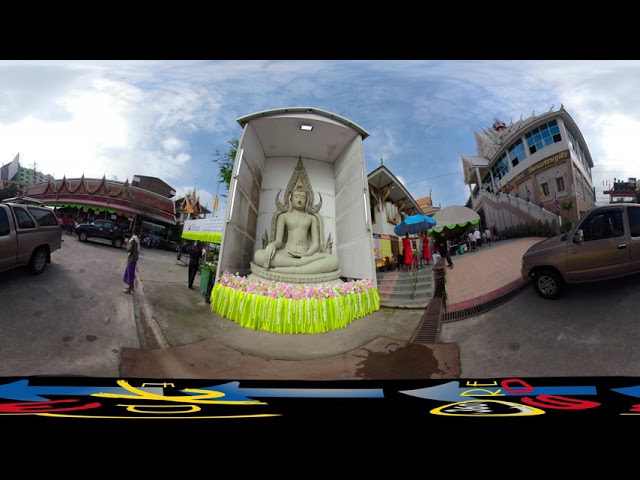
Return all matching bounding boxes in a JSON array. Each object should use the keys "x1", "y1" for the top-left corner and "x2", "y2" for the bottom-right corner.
[
  {"x1": 560, "y1": 199, "x2": 575, "y2": 232},
  {"x1": 561, "y1": 199, "x2": 575, "y2": 217},
  {"x1": 212, "y1": 138, "x2": 238, "y2": 197},
  {"x1": 0, "y1": 184, "x2": 19, "y2": 201}
]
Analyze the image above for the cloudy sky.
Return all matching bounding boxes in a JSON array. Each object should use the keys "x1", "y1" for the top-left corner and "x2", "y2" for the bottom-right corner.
[{"x1": 0, "y1": 60, "x2": 637, "y2": 215}]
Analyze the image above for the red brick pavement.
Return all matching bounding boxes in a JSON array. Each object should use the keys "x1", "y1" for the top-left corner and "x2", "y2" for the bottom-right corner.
[{"x1": 443, "y1": 237, "x2": 544, "y2": 312}]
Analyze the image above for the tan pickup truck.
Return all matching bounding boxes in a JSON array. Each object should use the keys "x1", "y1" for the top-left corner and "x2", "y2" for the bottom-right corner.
[
  {"x1": 521, "y1": 203, "x2": 640, "y2": 299},
  {"x1": 0, "y1": 196, "x2": 63, "y2": 275}
]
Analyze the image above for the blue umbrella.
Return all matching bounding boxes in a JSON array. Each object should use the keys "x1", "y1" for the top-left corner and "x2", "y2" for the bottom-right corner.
[{"x1": 393, "y1": 214, "x2": 436, "y2": 237}]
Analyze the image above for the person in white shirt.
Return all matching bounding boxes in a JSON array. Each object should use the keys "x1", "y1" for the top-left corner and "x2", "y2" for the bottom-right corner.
[
  {"x1": 473, "y1": 228, "x2": 482, "y2": 249},
  {"x1": 485, "y1": 227, "x2": 492, "y2": 246},
  {"x1": 467, "y1": 231, "x2": 476, "y2": 252}
]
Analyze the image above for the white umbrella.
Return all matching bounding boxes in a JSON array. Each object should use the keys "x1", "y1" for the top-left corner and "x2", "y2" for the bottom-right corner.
[{"x1": 431, "y1": 206, "x2": 480, "y2": 237}]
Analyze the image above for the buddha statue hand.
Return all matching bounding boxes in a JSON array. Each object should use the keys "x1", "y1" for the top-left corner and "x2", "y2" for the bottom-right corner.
[{"x1": 263, "y1": 242, "x2": 278, "y2": 269}]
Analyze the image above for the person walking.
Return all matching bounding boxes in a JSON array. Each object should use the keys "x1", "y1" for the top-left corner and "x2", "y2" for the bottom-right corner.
[
  {"x1": 188, "y1": 240, "x2": 202, "y2": 289},
  {"x1": 122, "y1": 226, "x2": 140, "y2": 294},
  {"x1": 473, "y1": 227, "x2": 482, "y2": 249},
  {"x1": 467, "y1": 230, "x2": 476, "y2": 252},
  {"x1": 402, "y1": 233, "x2": 414, "y2": 272},
  {"x1": 436, "y1": 232, "x2": 453, "y2": 269}
]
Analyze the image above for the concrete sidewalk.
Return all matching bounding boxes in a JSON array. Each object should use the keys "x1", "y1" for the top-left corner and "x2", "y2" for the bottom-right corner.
[{"x1": 119, "y1": 237, "x2": 543, "y2": 380}]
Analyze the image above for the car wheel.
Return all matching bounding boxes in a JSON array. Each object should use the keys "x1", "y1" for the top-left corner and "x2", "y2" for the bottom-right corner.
[
  {"x1": 30, "y1": 247, "x2": 47, "y2": 275},
  {"x1": 533, "y1": 269, "x2": 563, "y2": 300},
  {"x1": 113, "y1": 238, "x2": 123, "y2": 248},
  {"x1": 79, "y1": 231, "x2": 88, "y2": 242}
]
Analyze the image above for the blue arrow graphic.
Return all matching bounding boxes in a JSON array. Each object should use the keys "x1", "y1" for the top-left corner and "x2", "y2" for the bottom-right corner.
[
  {"x1": 0, "y1": 380, "x2": 163, "y2": 402},
  {"x1": 187, "y1": 382, "x2": 385, "y2": 402},
  {"x1": 400, "y1": 381, "x2": 597, "y2": 402},
  {"x1": 611, "y1": 385, "x2": 640, "y2": 398}
]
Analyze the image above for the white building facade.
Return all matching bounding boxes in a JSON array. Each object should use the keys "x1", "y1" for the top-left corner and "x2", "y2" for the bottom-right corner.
[{"x1": 461, "y1": 105, "x2": 596, "y2": 234}]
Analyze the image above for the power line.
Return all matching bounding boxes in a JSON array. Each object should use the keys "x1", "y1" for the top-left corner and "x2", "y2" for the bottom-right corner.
[{"x1": 405, "y1": 171, "x2": 463, "y2": 186}]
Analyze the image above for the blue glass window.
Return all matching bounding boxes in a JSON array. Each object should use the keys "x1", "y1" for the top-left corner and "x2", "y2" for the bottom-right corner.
[
  {"x1": 491, "y1": 152, "x2": 510, "y2": 181},
  {"x1": 508, "y1": 139, "x2": 526, "y2": 167},
  {"x1": 526, "y1": 119, "x2": 562, "y2": 154}
]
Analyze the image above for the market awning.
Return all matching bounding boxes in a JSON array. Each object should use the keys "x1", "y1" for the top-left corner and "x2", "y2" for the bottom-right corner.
[{"x1": 142, "y1": 220, "x2": 167, "y2": 233}]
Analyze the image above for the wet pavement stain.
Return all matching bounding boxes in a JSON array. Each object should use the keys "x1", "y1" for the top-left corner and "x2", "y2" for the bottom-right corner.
[
  {"x1": 86, "y1": 335, "x2": 97, "y2": 342},
  {"x1": 354, "y1": 342, "x2": 442, "y2": 379}
]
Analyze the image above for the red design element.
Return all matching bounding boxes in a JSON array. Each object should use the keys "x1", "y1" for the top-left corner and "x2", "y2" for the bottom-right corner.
[
  {"x1": 0, "y1": 399, "x2": 102, "y2": 413},
  {"x1": 521, "y1": 395, "x2": 600, "y2": 410}
]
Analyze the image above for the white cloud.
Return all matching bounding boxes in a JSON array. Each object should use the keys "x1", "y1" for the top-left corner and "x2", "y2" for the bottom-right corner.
[{"x1": 162, "y1": 137, "x2": 184, "y2": 152}]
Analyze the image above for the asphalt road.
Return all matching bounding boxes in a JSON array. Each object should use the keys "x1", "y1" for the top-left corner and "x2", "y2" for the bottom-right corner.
[
  {"x1": 0, "y1": 233, "x2": 139, "y2": 377},
  {"x1": 5, "y1": 231, "x2": 640, "y2": 380},
  {"x1": 439, "y1": 273, "x2": 640, "y2": 377}
]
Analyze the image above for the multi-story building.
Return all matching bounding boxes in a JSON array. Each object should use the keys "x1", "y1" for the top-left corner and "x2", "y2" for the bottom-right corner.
[
  {"x1": 602, "y1": 177, "x2": 638, "y2": 204},
  {"x1": 132, "y1": 174, "x2": 176, "y2": 199},
  {"x1": 0, "y1": 153, "x2": 54, "y2": 195},
  {"x1": 367, "y1": 163, "x2": 423, "y2": 267},
  {"x1": 461, "y1": 105, "x2": 596, "y2": 234}
]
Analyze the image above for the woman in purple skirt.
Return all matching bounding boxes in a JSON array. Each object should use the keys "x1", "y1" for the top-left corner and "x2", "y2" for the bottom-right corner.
[{"x1": 123, "y1": 226, "x2": 140, "y2": 294}]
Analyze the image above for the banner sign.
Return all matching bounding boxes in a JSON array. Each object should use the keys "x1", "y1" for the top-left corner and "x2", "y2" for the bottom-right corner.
[
  {"x1": 373, "y1": 234, "x2": 382, "y2": 260},
  {"x1": 381, "y1": 234, "x2": 392, "y2": 259},
  {"x1": 182, "y1": 217, "x2": 224, "y2": 243}
]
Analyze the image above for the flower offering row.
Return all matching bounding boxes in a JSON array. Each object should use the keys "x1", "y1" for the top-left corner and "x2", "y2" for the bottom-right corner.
[{"x1": 210, "y1": 272, "x2": 381, "y2": 334}]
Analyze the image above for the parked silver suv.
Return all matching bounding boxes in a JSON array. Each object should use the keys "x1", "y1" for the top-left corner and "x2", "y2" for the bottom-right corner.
[
  {"x1": 0, "y1": 196, "x2": 63, "y2": 275},
  {"x1": 521, "y1": 203, "x2": 640, "y2": 299}
]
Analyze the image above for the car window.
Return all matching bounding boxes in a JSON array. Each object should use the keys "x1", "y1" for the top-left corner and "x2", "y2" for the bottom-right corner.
[
  {"x1": 582, "y1": 210, "x2": 624, "y2": 241},
  {"x1": 94, "y1": 221, "x2": 104, "y2": 228},
  {"x1": 628, "y1": 206, "x2": 640, "y2": 237},
  {"x1": 0, "y1": 208, "x2": 9, "y2": 236},
  {"x1": 28, "y1": 207, "x2": 59, "y2": 227},
  {"x1": 14, "y1": 208, "x2": 35, "y2": 229}
]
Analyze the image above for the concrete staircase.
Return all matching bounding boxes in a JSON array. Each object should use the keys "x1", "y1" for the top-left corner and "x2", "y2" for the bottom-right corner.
[{"x1": 376, "y1": 266, "x2": 434, "y2": 309}]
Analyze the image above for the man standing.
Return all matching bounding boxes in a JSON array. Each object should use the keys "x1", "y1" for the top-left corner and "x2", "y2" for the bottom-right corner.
[
  {"x1": 188, "y1": 240, "x2": 202, "y2": 289},
  {"x1": 473, "y1": 227, "x2": 482, "y2": 249}
]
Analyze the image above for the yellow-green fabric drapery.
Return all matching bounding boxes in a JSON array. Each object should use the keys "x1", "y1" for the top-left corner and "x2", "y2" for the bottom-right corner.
[
  {"x1": 182, "y1": 231, "x2": 222, "y2": 244},
  {"x1": 209, "y1": 283, "x2": 381, "y2": 334}
]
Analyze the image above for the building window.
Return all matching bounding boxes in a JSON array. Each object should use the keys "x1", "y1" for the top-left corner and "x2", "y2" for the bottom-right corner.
[
  {"x1": 491, "y1": 153, "x2": 511, "y2": 182},
  {"x1": 525, "y1": 119, "x2": 562, "y2": 155},
  {"x1": 508, "y1": 138, "x2": 526, "y2": 167},
  {"x1": 385, "y1": 202, "x2": 400, "y2": 225},
  {"x1": 541, "y1": 182, "x2": 549, "y2": 197},
  {"x1": 369, "y1": 192, "x2": 377, "y2": 225},
  {"x1": 556, "y1": 176, "x2": 566, "y2": 192}
]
